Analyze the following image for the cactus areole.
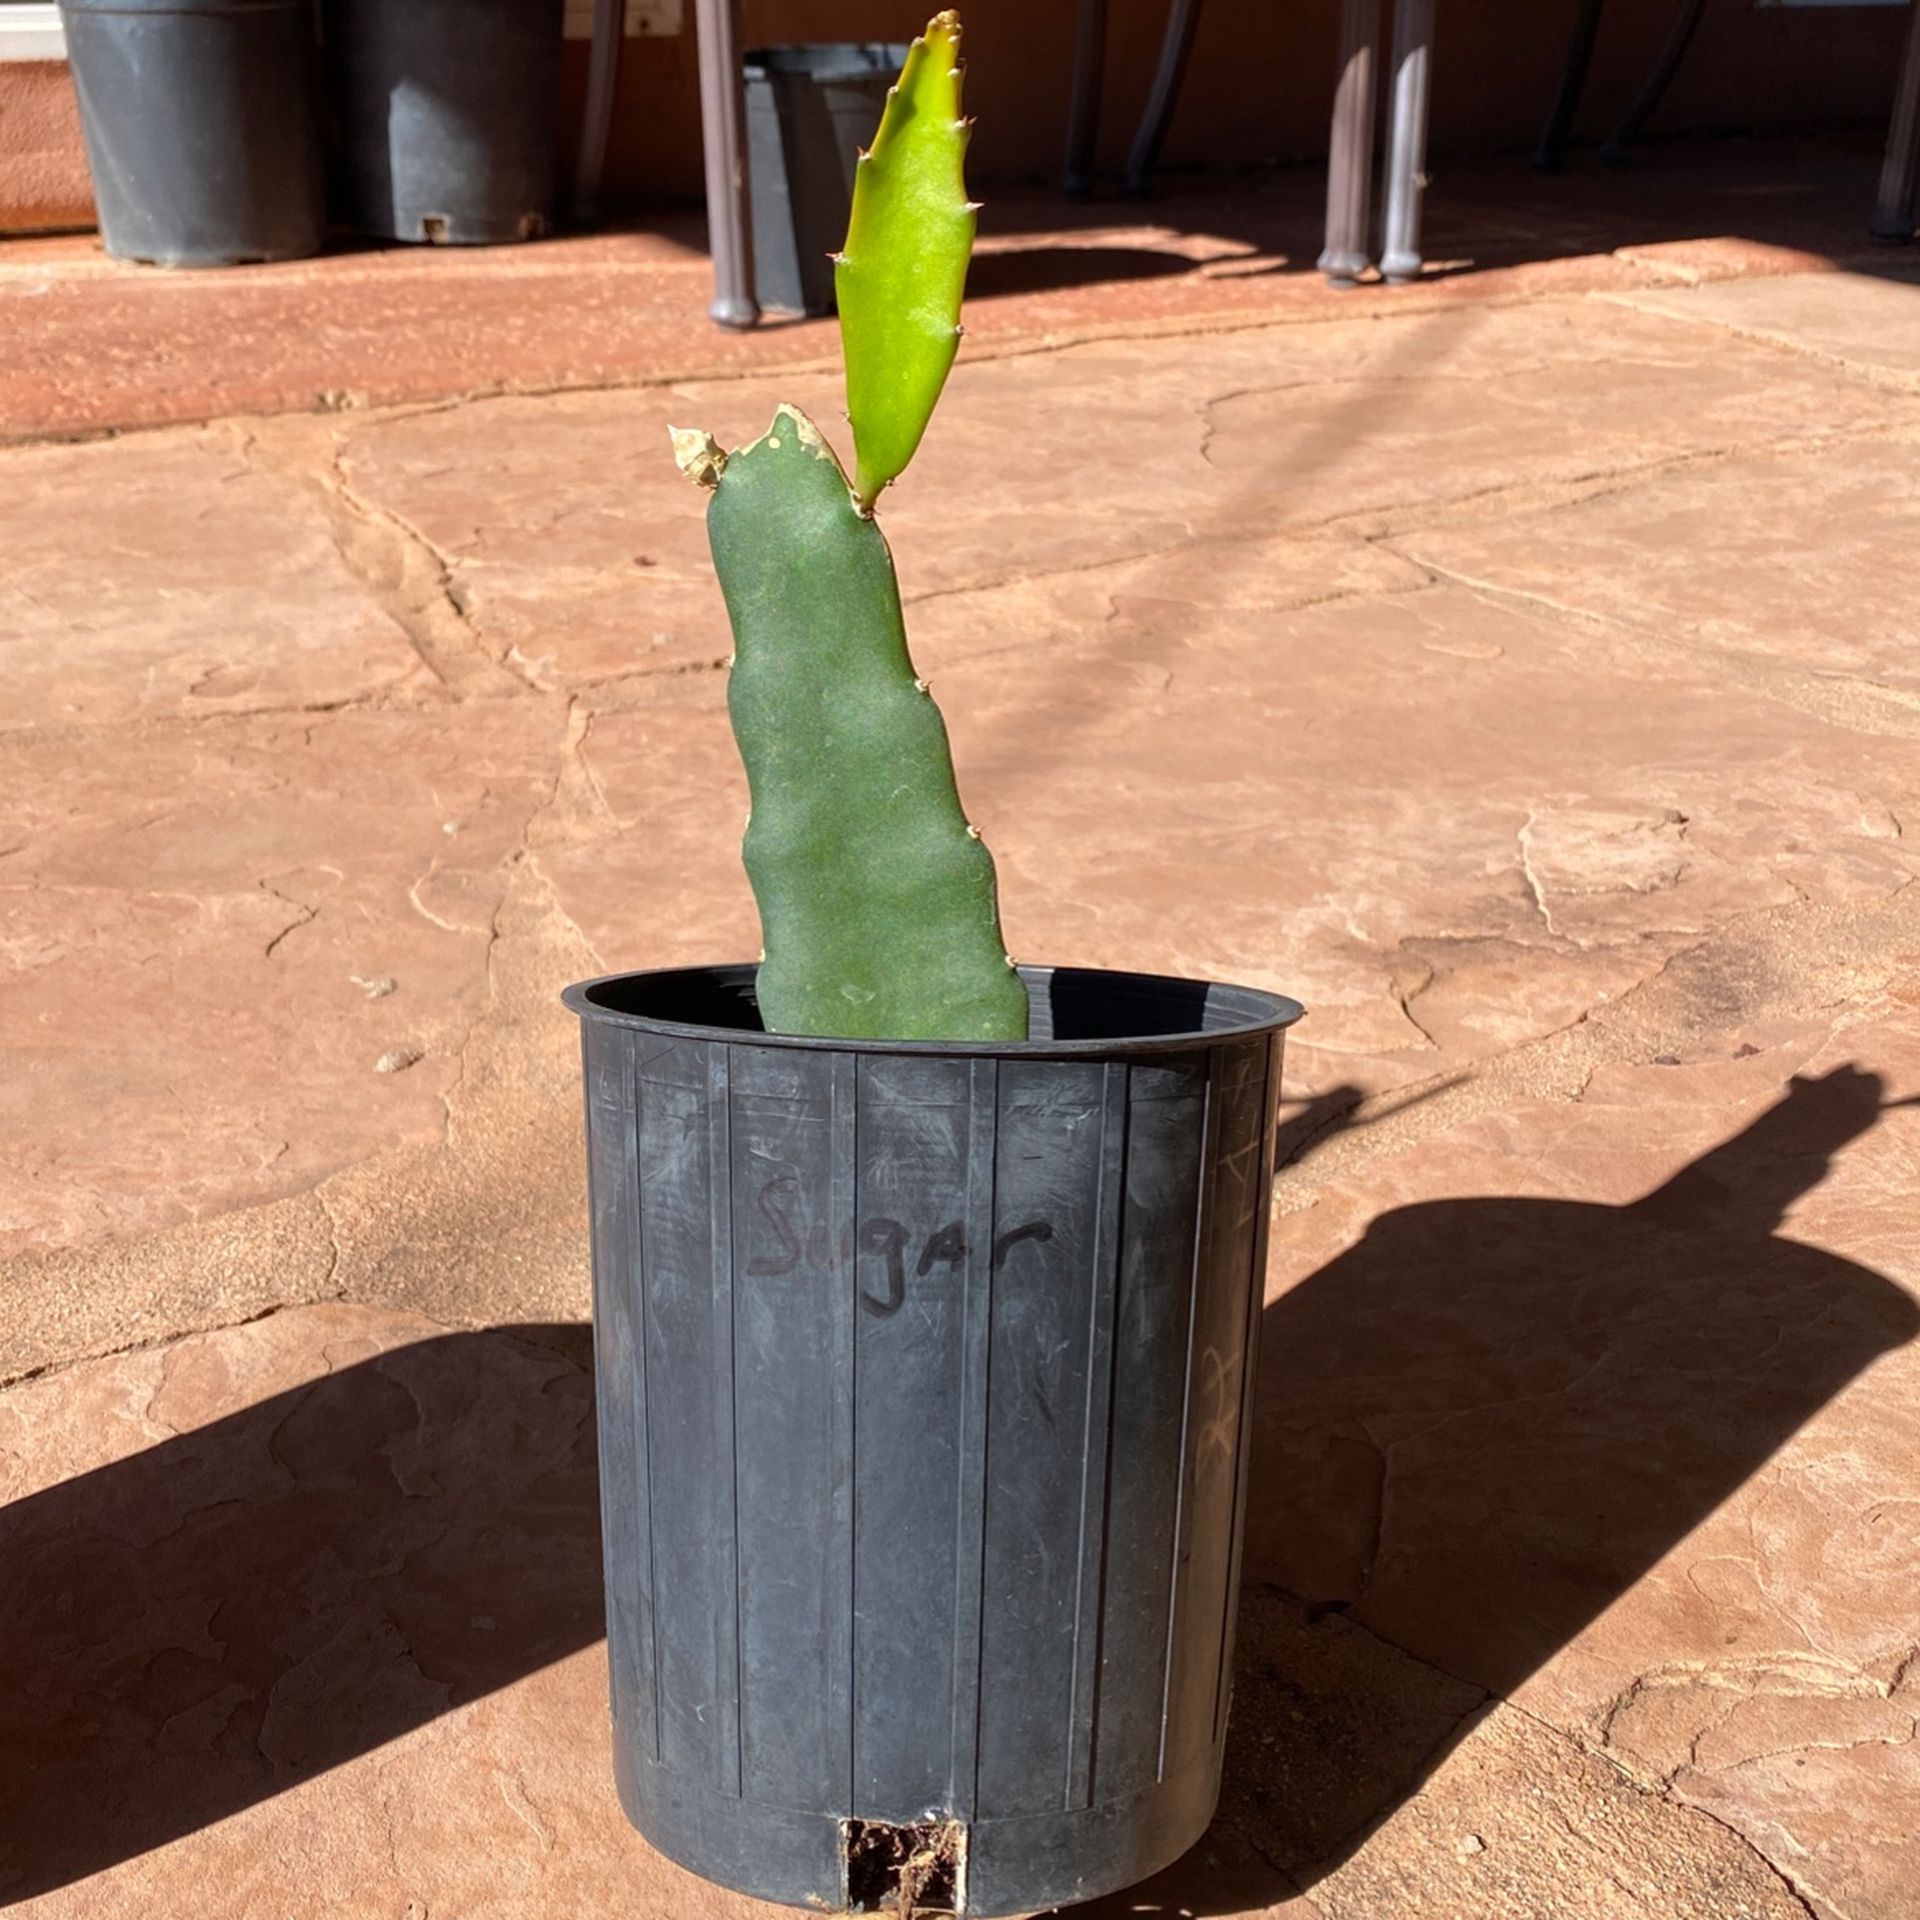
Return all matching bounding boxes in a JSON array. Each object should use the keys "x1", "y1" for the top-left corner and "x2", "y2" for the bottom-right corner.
[{"x1": 670, "y1": 9, "x2": 1025, "y2": 1043}]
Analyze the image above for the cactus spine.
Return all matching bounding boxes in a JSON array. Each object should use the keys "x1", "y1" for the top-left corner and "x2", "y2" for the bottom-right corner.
[{"x1": 670, "y1": 11, "x2": 1025, "y2": 1042}]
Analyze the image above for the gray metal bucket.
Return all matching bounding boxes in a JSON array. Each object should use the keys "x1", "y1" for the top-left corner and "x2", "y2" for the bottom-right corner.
[
  {"x1": 742, "y1": 43, "x2": 907, "y2": 317},
  {"x1": 565, "y1": 962, "x2": 1302, "y2": 1914}
]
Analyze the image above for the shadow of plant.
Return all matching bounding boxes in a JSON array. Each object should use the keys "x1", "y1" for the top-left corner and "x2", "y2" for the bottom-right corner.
[
  {"x1": 1085, "y1": 1063, "x2": 1920, "y2": 1909},
  {"x1": 0, "y1": 1323, "x2": 603, "y2": 1905}
]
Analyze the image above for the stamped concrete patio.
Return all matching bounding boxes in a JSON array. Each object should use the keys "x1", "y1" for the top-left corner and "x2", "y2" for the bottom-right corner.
[{"x1": 3, "y1": 141, "x2": 1918, "y2": 1920}]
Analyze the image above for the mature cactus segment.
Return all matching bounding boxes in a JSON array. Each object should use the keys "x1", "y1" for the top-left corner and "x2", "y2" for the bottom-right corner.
[
  {"x1": 691, "y1": 404, "x2": 1026, "y2": 1042},
  {"x1": 836, "y1": 10, "x2": 976, "y2": 509},
  {"x1": 663, "y1": 15, "x2": 1018, "y2": 1042}
]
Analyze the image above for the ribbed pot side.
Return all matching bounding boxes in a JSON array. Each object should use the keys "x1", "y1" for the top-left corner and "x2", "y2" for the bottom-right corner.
[
  {"x1": 322, "y1": 0, "x2": 562, "y2": 244},
  {"x1": 565, "y1": 964, "x2": 1303, "y2": 1917},
  {"x1": 61, "y1": 0, "x2": 327, "y2": 267}
]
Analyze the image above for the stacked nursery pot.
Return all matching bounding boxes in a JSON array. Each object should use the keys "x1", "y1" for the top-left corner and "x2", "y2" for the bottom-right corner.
[
  {"x1": 59, "y1": 0, "x2": 326, "y2": 265},
  {"x1": 57, "y1": 0, "x2": 563, "y2": 264},
  {"x1": 323, "y1": 0, "x2": 563, "y2": 244}
]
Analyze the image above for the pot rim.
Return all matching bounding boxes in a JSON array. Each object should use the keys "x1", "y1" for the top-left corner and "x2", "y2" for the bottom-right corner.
[{"x1": 563, "y1": 961, "x2": 1303, "y2": 1058}]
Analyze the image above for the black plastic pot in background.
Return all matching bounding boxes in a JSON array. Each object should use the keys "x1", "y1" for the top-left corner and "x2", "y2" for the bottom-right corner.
[
  {"x1": 59, "y1": 0, "x2": 325, "y2": 267},
  {"x1": 566, "y1": 963, "x2": 1302, "y2": 1916},
  {"x1": 322, "y1": 0, "x2": 563, "y2": 245},
  {"x1": 742, "y1": 44, "x2": 907, "y2": 316}
]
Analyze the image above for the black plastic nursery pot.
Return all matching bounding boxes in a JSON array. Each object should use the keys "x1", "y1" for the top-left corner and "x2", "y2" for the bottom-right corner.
[
  {"x1": 322, "y1": 0, "x2": 562, "y2": 244},
  {"x1": 59, "y1": 0, "x2": 326, "y2": 267},
  {"x1": 566, "y1": 962, "x2": 1303, "y2": 1916},
  {"x1": 742, "y1": 44, "x2": 908, "y2": 316}
]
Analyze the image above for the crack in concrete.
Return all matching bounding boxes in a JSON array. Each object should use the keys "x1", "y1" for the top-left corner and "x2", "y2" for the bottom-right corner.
[
  {"x1": 1275, "y1": 871, "x2": 1919, "y2": 1212},
  {"x1": 1695, "y1": 1720, "x2": 1920, "y2": 1774},
  {"x1": 1614, "y1": 1649, "x2": 1920, "y2": 1714},
  {"x1": 404, "y1": 867, "x2": 476, "y2": 937},
  {"x1": 1387, "y1": 966, "x2": 1442, "y2": 1052},
  {"x1": 1536, "y1": 1792, "x2": 1651, "y2": 1908},
  {"x1": 1598, "y1": 287, "x2": 1920, "y2": 400},
  {"x1": 219, "y1": 413, "x2": 540, "y2": 704},
  {"x1": 1516, "y1": 809, "x2": 1559, "y2": 936},
  {"x1": 1373, "y1": 464, "x2": 1920, "y2": 765},
  {"x1": 1888, "y1": 1645, "x2": 1920, "y2": 1696},
  {"x1": 258, "y1": 875, "x2": 322, "y2": 961},
  {"x1": 1225, "y1": 1826, "x2": 1334, "y2": 1915},
  {"x1": 561, "y1": 706, "x2": 617, "y2": 825},
  {"x1": 321, "y1": 468, "x2": 532, "y2": 699},
  {"x1": 1472, "y1": 1682, "x2": 1834, "y2": 1920},
  {"x1": 316, "y1": 1188, "x2": 344, "y2": 1296},
  {"x1": 902, "y1": 532, "x2": 1221, "y2": 613},
  {"x1": 497, "y1": 1769, "x2": 555, "y2": 1851},
  {"x1": 1, "y1": 1296, "x2": 342, "y2": 1393},
  {"x1": 628, "y1": 652, "x2": 731, "y2": 681},
  {"x1": 1219, "y1": 1595, "x2": 1501, "y2": 1893},
  {"x1": 1598, "y1": 1670, "x2": 1744, "y2": 1788},
  {"x1": 1369, "y1": 418, "x2": 1914, "y2": 558},
  {"x1": 1193, "y1": 351, "x2": 1734, "y2": 477},
  {"x1": 1317, "y1": 1553, "x2": 1905, "y2": 1920},
  {"x1": 431, "y1": 699, "x2": 577, "y2": 1154},
  {"x1": 1672, "y1": 1798, "x2": 1825, "y2": 1920}
]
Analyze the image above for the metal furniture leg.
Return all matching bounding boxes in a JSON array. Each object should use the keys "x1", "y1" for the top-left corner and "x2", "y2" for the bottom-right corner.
[
  {"x1": 1063, "y1": 0, "x2": 1107, "y2": 197},
  {"x1": 1871, "y1": 0, "x2": 1920, "y2": 241},
  {"x1": 1318, "y1": 0, "x2": 1381, "y2": 283},
  {"x1": 1532, "y1": 0, "x2": 1607, "y2": 171},
  {"x1": 1601, "y1": 0, "x2": 1707, "y2": 165},
  {"x1": 1123, "y1": 0, "x2": 1205, "y2": 196},
  {"x1": 571, "y1": 0, "x2": 624, "y2": 223},
  {"x1": 1379, "y1": 0, "x2": 1433, "y2": 283},
  {"x1": 694, "y1": 0, "x2": 757, "y2": 328}
]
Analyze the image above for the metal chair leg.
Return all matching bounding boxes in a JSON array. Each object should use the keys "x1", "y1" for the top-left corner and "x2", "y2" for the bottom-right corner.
[
  {"x1": 1379, "y1": 0, "x2": 1433, "y2": 284},
  {"x1": 694, "y1": 0, "x2": 758, "y2": 329},
  {"x1": 1601, "y1": 0, "x2": 1707, "y2": 165},
  {"x1": 1123, "y1": 0, "x2": 1205, "y2": 196},
  {"x1": 1319, "y1": 0, "x2": 1382, "y2": 284},
  {"x1": 1063, "y1": 0, "x2": 1108, "y2": 198},
  {"x1": 571, "y1": 0, "x2": 625, "y2": 223},
  {"x1": 1871, "y1": 0, "x2": 1920, "y2": 241},
  {"x1": 1533, "y1": 0, "x2": 1607, "y2": 172}
]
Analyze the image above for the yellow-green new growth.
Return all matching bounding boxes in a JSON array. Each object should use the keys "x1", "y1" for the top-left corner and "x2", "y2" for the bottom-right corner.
[{"x1": 835, "y1": 9, "x2": 977, "y2": 508}]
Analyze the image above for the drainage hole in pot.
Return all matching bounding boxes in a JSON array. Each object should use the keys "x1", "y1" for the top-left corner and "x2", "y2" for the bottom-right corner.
[
  {"x1": 421, "y1": 215, "x2": 450, "y2": 244},
  {"x1": 843, "y1": 1818, "x2": 962, "y2": 1916}
]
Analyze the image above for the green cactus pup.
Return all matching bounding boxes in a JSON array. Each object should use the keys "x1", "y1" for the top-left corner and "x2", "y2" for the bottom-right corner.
[
  {"x1": 835, "y1": 9, "x2": 978, "y2": 510},
  {"x1": 670, "y1": 11, "x2": 1025, "y2": 1042}
]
